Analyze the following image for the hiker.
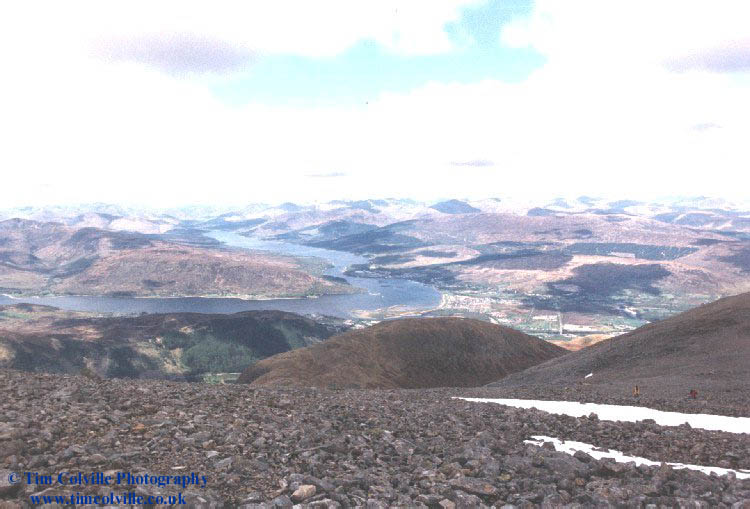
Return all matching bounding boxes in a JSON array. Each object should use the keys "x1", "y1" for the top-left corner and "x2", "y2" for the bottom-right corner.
[
  {"x1": 632, "y1": 385, "x2": 640, "y2": 397},
  {"x1": 690, "y1": 389, "x2": 698, "y2": 399}
]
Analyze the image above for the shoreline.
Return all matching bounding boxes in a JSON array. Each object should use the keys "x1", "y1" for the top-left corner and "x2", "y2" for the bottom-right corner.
[{"x1": 0, "y1": 291, "x2": 352, "y2": 302}]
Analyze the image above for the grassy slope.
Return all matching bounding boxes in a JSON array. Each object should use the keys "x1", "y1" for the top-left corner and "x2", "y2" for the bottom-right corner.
[
  {"x1": 489, "y1": 292, "x2": 750, "y2": 400},
  {"x1": 0, "y1": 304, "x2": 346, "y2": 379},
  {"x1": 239, "y1": 317, "x2": 566, "y2": 388}
]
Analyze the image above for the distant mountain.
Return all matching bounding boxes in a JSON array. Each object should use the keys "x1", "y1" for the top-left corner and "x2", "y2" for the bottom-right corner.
[
  {"x1": 67, "y1": 212, "x2": 121, "y2": 229},
  {"x1": 276, "y1": 220, "x2": 378, "y2": 244},
  {"x1": 0, "y1": 203, "x2": 133, "y2": 222},
  {"x1": 307, "y1": 222, "x2": 429, "y2": 255},
  {"x1": 193, "y1": 214, "x2": 267, "y2": 231},
  {"x1": 63, "y1": 212, "x2": 178, "y2": 234},
  {"x1": 329, "y1": 200, "x2": 384, "y2": 212},
  {"x1": 237, "y1": 317, "x2": 566, "y2": 388},
  {"x1": 0, "y1": 304, "x2": 348, "y2": 379},
  {"x1": 526, "y1": 207, "x2": 558, "y2": 217},
  {"x1": 430, "y1": 200, "x2": 481, "y2": 214},
  {"x1": 278, "y1": 202, "x2": 304, "y2": 212},
  {"x1": 608, "y1": 199, "x2": 643, "y2": 210},
  {"x1": 488, "y1": 293, "x2": 750, "y2": 400}
]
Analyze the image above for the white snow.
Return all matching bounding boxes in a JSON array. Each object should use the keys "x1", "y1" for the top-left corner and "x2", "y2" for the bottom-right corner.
[
  {"x1": 585, "y1": 373, "x2": 593, "y2": 379},
  {"x1": 456, "y1": 398, "x2": 750, "y2": 434},
  {"x1": 524, "y1": 435, "x2": 750, "y2": 479}
]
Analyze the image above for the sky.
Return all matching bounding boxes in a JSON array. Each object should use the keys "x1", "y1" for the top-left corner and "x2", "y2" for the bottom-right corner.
[{"x1": 1, "y1": 1, "x2": 749, "y2": 207}]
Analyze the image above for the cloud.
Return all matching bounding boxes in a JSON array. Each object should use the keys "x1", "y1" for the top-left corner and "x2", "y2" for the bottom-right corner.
[
  {"x1": 691, "y1": 122, "x2": 723, "y2": 131},
  {"x1": 1, "y1": 1, "x2": 750, "y2": 207},
  {"x1": 501, "y1": 1, "x2": 750, "y2": 72},
  {"x1": 305, "y1": 172, "x2": 348, "y2": 178},
  {"x1": 0, "y1": 1, "x2": 481, "y2": 61},
  {"x1": 92, "y1": 32, "x2": 255, "y2": 75},
  {"x1": 450, "y1": 160, "x2": 494, "y2": 167},
  {"x1": 664, "y1": 39, "x2": 750, "y2": 73}
]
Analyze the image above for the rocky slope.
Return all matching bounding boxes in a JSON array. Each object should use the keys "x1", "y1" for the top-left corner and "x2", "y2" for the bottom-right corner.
[
  {"x1": 238, "y1": 317, "x2": 566, "y2": 388},
  {"x1": 0, "y1": 369, "x2": 748, "y2": 506},
  {"x1": 0, "y1": 304, "x2": 348, "y2": 379},
  {"x1": 0, "y1": 218, "x2": 352, "y2": 298},
  {"x1": 488, "y1": 292, "x2": 750, "y2": 403}
]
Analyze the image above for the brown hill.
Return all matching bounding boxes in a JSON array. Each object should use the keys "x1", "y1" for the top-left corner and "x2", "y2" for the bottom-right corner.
[
  {"x1": 0, "y1": 218, "x2": 351, "y2": 298},
  {"x1": 488, "y1": 292, "x2": 750, "y2": 400},
  {"x1": 237, "y1": 317, "x2": 566, "y2": 388}
]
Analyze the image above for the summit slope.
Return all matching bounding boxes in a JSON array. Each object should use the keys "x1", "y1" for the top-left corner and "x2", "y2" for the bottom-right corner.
[{"x1": 488, "y1": 292, "x2": 750, "y2": 403}]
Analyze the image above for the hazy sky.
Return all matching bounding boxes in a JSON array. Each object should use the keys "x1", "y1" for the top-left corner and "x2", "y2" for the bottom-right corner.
[{"x1": 1, "y1": 1, "x2": 749, "y2": 207}]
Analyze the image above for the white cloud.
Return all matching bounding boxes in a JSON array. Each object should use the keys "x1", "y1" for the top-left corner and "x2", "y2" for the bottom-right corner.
[
  {"x1": 501, "y1": 1, "x2": 750, "y2": 70},
  {"x1": 492, "y1": 0, "x2": 750, "y2": 198},
  {"x1": 1, "y1": 1, "x2": 480, "y2": 66},
  {"x1": 0, "y1": 1, "x2": 749, "y2": 207}
]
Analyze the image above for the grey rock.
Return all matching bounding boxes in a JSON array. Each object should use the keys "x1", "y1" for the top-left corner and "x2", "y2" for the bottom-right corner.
[
  {"x1": 449, "y1": 477, "x2": 498, "y2": 496},
  {"x1": 270, "y1": 494, "x2": 293, "y2": 507},
  {"x1": 291, "y1": 485, "x2": 316, "y2": 502},
  {"x1": 214, "y1": 457, "x2": 233, "y2": 469},
  {"x1": 0, "y1": 470, "x2": 22, "y2": 497}
]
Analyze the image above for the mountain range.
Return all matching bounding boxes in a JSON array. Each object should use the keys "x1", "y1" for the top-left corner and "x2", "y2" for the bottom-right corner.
[{"x1": 1, "y1": 196, "x2": 749, "y2": 373}]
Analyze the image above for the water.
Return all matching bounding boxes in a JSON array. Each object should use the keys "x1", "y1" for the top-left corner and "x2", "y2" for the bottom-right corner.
[{"x1": 0, "y1": 231, "x2": 441, "y2": 318}]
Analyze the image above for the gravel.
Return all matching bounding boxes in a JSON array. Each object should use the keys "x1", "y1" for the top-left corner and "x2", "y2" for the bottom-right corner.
[{"x1": 1, "y1": 369, "x2": 748, "y2": 507}]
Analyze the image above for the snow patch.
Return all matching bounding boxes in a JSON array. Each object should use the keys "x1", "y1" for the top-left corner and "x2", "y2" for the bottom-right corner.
[
  {"x1": 456, "y1": 398, "x2": 750, "y2": 434},
  {"x1": 585, "y1": 373, "x2": 593, "y2": 379},
  {"x1": 525, "y1": 435, "x2": 750, "y2": 479}
]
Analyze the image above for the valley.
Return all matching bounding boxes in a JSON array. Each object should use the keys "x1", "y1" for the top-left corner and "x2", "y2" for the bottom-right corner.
[
  {"x1": 1, "y1": 200, "x2": 749, "y2": 507},
  {"x1": 3, "y1": 196, "x2": 750, "y2": 347},
  {"x1": 5, "y1": 5, "x2": 750, "y2": 504},
  {"x1": 182, "y1": 196, "x2": 750, "y2": 345}
]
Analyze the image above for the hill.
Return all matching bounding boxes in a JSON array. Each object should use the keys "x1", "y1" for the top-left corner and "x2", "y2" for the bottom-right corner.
[
  {"x1": 430, "y1": 199, "x2": 481, "y2": 214},
  {"x1": 0, "y1": 304, "x2": 347, "y2": 379},
  {"x1": 0, "y1": 218, "x2": 352, "y2": 298},
  {"x1": 237, "y1": 317, "x2": 566, "y2": 388},
  {"x1": 488, "y1": 292, "x2": 750, "y2": 401}
]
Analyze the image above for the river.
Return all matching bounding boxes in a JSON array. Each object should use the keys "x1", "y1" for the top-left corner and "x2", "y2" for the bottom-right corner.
[{"x1": 0, "y1": 231, "x2": 441, "y2": 318}]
